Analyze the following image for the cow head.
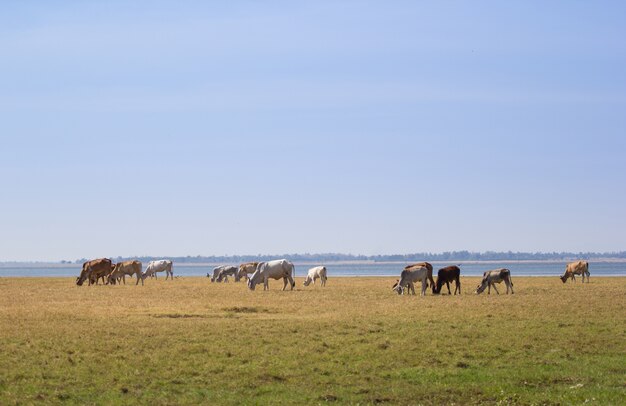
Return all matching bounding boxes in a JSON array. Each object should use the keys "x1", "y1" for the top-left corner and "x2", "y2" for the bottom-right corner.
[
  {"x1": 475, "y1": 282, "x2": 487, "y2": 294},
  {"x1": 76, "y1": 263, "x2": 89, "y2": 286},
  {"x1": 432, "y1": 280, "x2": 441, "y2": 295},
  {"x1": 247, "y1": 263, "x2": 265, "y2": 291},
  {"x1": 559, "y1": 274, "x2": 568, "y2": 283},
  {"x1": 392, "y1": 280, "x2": 404, "y2": 295},
  {"x1": 303, "y1": 276, "x2": 312, "y2": 287}
]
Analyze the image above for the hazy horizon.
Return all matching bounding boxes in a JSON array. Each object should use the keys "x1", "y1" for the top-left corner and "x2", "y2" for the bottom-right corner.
[
  {"x1": 1, "y1": 2, "x2": 625, "y2": 261},
  {"x1": 3, "y1": 250, "x2": 626, "y2": 264}
]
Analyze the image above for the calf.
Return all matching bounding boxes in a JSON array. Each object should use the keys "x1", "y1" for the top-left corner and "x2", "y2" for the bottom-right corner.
[
  {"x1": 433, "y1": 265, "x2": 461, "y2": 295},
  {"x1": 475, "y1": 269, "x2": 514, "y2": 295},
  {"x1": 560, "y1": 260, "x2": 590, "y2": 283},
  {"x1": 303, "y1": 266, "x2": 327, "y2": 287}
]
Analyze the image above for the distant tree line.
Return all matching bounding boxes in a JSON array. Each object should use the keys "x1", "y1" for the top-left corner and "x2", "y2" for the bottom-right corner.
[{"x1": 70, "y1": 251, "x2": 626, "y2": 264}]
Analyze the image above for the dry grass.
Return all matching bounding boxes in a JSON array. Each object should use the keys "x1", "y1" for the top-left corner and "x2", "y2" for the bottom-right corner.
[{"x1": 1, "y1": 276, "x2": 625, "y2": 405}]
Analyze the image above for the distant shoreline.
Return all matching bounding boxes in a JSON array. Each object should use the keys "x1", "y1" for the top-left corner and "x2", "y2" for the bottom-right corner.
[{"x1": 2, "y1": 258, "x2": 626, "y2": 268}]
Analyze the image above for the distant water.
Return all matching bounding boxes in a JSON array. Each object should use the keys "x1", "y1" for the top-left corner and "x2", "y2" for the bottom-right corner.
[{"x1": 1, "y1": 261, "x2": 625, "y2": 278}]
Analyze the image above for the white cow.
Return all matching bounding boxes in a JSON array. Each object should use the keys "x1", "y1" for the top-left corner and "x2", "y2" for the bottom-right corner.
[
  {"x1": 142, "y1": 260, "x2": 173, "y2": 281},
  {"x1": 475, "y1": 269, "x2": 514, "y2": 294},
  {"x1": 247, "y1": 259, "x2": 295, "y2": 291},
  {"x1": 216, "y1": 266, "x2": 238, "y2": 282},
  {"x1": 208, "y1": 265, "x2": 238, "y2": 282},
  {"x1": 393, "y1": 265, "x2": 429, "y2": 296},
  {"x1": 303, "y1": 266, "x2": 327, "y2": 287}
]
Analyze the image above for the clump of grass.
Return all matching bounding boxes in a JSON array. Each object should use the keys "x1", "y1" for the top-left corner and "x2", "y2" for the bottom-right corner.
[{"x1": 222, "y1": 306, "x2": 271, "y2": 313}]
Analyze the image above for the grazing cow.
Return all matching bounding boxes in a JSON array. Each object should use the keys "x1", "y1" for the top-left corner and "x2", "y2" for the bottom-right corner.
[
  {"x1": 142, "y1": 260, "x2": 173, "y2": 281},
  {"x1": 208, "y1": 265, "x2": 237, "y2": 282},
  {"x1": 247, "y1": 259, "x2": 295, "y2": 291},
  {"x1": 560, "y1": 260, "x2": 590, "y2": 283},
  {"x1": 237, "y1": 262, "x2": 259, "y2": 281},
  {"x1": 391, "y1": 279, "x2": 411, "y2": 295},
  {"x1": 216, "y1": 266, "x2": 238, "y2": 282},
  {"x1": 404, "y1": 262, "x2": 435, "y2": 289},
  {"x1": 433, "y1": 265, "x2": 461, "y2": 295},
  {"x1": 393, "y1": 265, "x2": 430, "y2": 296},
  {"x1": 475, "y1": 269, "x2": 514, "y2": 294},
  {"x1": 108, "y1": 260, "x2": 143, "y2": 286},
  {"x1": 76, "y1": 258, "x2": 113, "y2": 286},
  {"x1": 303, "y1": 266, "x2": 327, "y2": 287}
]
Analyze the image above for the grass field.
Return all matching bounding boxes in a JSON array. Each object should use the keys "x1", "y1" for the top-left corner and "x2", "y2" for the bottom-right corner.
[{"x1": 1, "y1": 276, "x2": 625, "y2": 405}]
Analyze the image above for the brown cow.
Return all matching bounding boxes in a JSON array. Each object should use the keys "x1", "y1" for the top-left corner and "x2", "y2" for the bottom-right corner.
[
  {"x1": 560, "y1": 260, "x2": 590, "y2": 283},
  {"x1": 76, "y1": 258, "x2": 113, "y2": 286},
  {"x1": 237, "y1": 262, "x2": 259, "y2": 281},
  {"x1": 433, "y1": 265, "x2": 461, "y2": 295},
  {"x1": 108, "y1": 260, "x2": 143, "y2": 285}
]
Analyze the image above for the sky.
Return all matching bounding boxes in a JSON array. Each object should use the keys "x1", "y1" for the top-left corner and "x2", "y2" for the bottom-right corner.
[{"x1": 1, "y1": 1, "x2": 625, "y2": 261}]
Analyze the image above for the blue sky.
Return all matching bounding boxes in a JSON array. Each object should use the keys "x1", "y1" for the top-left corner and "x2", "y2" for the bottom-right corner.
[{"x1": 1, "y1": 2, "x2": 625, "y2": 261}]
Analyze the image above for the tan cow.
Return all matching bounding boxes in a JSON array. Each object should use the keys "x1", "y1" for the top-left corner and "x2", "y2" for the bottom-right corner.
[
  {"x1": 237, "y1": 262, "x2": 259, "y2": 282},
  {"x1": 404, "y1": 262, "x2": 435, "y2": 289},
  {"x1": 560, "y1": 260, "x2": 590, "y2": 283},
  {"x1": 475, "y1": 269, "x2": 514, "y2": 294},
  {"x1": 76, "y1": 258, "x2": 113, "y2": 286},
  {"x1": 108, "y1": 260, "x2": 143, "y2": 285},
  {"x1": 393, "y1": 264, "x2": 430, "y2": 296}
]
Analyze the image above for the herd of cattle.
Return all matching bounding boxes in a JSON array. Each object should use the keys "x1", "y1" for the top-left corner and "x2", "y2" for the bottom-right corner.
[{"x1": 75, "y1": 257, "x2": 590, "y2": 295}]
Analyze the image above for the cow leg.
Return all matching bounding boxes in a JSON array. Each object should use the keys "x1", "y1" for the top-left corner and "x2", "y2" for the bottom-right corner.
[
  {"x1": 492, "y1": 283, "x2": 500, "y2": 295},
  {"x1": 282, "y1": 277, "x2": 288, "y2": 291},
  {"x1": 446, "y1": 281, "x2": 451, "y2": 295},
  {"x1": 287, "y1": 275, "x2": 295, "y2": 290},
  {"x1": 421, "y1": 280, "x2": 427, "y2": 296},
  {"x1": 408, "y1": 282, "x2": 415, "y2": 295},
  {"x1": 456, "y1": 279, "x2": 461, "y2": 295}
]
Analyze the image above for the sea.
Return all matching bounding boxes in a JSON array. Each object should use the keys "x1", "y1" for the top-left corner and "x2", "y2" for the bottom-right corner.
[{"x1": 1, "y1": 261, "x2": 625, "y2": 278}]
